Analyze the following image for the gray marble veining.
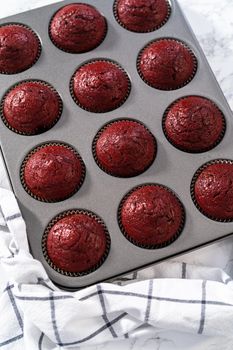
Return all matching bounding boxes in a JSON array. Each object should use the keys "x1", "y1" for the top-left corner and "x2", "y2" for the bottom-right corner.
[{"x1": 0, "y1": 1, "x2": 233, "y2": 349}]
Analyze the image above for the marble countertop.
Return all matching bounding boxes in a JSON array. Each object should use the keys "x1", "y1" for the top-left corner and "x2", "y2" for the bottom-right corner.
[{"x1": 1, "y1": 1, "x2": 233, "y2": 349}]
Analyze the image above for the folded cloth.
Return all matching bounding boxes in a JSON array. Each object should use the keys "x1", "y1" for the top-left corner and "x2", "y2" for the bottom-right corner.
[{"x1": 1, "y1": 187, "x2": 233, "y2": 350}]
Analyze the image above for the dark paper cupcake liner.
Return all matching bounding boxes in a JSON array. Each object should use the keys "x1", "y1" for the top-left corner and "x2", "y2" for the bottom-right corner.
[
  {"x1": 0, "y1": 79, "x2": 63, "y2": 136},
  {"x1": 48, "y1": 5, "x2": 108, "y2": 54},
  {"x1": 92, "y1": 118, "x2": 157, "y2": 178},
  {"x1": 137, "y1": 38, "x2": 198, "y2": 91},
  {"x1": 162, "y1": 95, "x2": 226, "y2": 153},
  {"x1": 42, "y1": 209, "x2": 111, "y2": 277},
  {"x1": 20, "y1": 141, "x2": 86, "y2": 203},
  {"x1": 118, "y1": 183, "x2": 185, "y2": 249},
  {"x1": 0, "y1": 22, "x2": 42, "y2": 75},
  {"x1": 113, "y1": 0, "x2": 171, "y2": 33},
  {"x1": 70, "y1": 58, "x2": 131, "y2": 113},
  {"x1": 190, "y1": 159, "x2": 233, "y2": 222}
]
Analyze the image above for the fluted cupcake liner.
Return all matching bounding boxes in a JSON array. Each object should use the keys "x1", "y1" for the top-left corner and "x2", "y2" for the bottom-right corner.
[
  {"x1": 20, "y1": 141, "x2": 86, "y2": 203},
  {"x1": 92, "y1": 118, "x2": 157, "y2": 178},
  {"x1": 48, "y1": 6, "x2": 108, "y2": 54},
  {"x1": 42, "y1": 209, "x2": 111, "y2": 277},
  {"x1": 137, "y1": 38, "x2": 198, "y2": 91},
  {"x1": 162, "y1": 95, "x2": 226, "y2": 153},
  {"x1": 118, "y1": 183, "x2": 185, "y2": 249},
  {"x1": 0, "y1": 22, "x2": 42, "y2": 75},
  {"x1": 69, "y1": 58, "x2": 131, "y2": 113},
  {"x1": 0, "y1": 79, "x2": 63, "y2": 136},
  {"x1": 113, "y1": 0, "x2": 171, "y2": 33},
  {"x1": 190, "y1": 159, "x2": 233, "y2": 222}
]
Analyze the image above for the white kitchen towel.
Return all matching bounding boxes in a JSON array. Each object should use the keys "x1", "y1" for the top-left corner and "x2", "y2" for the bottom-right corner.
[{"x1": 1, "y1": 187, "x2": 233, "y2": 350}]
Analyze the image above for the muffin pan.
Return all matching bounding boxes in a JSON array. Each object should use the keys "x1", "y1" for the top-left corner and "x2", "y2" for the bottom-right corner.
[{"x1": 0, "y1": 0, "x2": 233, "y2": 289}]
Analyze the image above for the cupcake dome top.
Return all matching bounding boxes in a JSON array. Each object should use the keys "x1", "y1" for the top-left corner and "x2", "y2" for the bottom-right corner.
[
  {"x1": 22, "y1": 144, "x2": 85, "y2": 202},
  {"x1": 163, "y1": 96, "x2": 225, "y2": 152},
  {"x1": 72, "y1": 60, "x2": 130, "y2": 113},
  {"x1": 193, "y1": 162, "x2": 233, "y2": 221},
  {"x1": 2, "y1": 81, "x2": 61, "y2": 135},
  {"x1": 94, "y1": 119, "x2": 156, "y2": 177},
  {"x1": 0, "y1": 24, "x2": 40, "y2": 74},
  {"x1": 115, "y1": 0, "x2": 170, "y2": 32},
  {"x1": 119, "y1": 184, "x2": 185, "y2": 248},
  {"x1": 49, "y1": 3, "x2": 107, "y2": 53},
  {"x1": 138, "y1": 39, "x2": 197, "y2": 90},
  {"x1": 46, "y1": 211, "x2": 109, "y2": 273}
]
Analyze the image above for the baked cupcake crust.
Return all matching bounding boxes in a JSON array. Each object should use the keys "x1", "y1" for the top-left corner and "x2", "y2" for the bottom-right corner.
[
  {"x1": 138, "y1": 39, "x2": 197, "y2": 90},
  {"x1": 163, "y1": 96, "x2": 225, "y2": 152},
  {"x1": 119, "y1": 184, "x2": 184, "y2": 247},
  {"x1": 49, "y1": 3, "x2": 107, "y2": 53},
  {"x1": 193, "y1": 162, "x2": 233, "y2": 221},
  {"x1": 0, "y1": 24, "x2": 40, "y2": 74},
  {"x1": 46, "y1": 212, "x2": 108, "y2": 273},
  {"x1": 2, "y1": 81, "x2": 61, "y2": 135},
  {"x1": 115, "y1": 0, "x2": 170, "y2": 32},
  {"x1": 72, "y1": 60, "x2": 130, "y2": 112},
  {"x1": 22, "y1": 144, "x2": 85, "y2": 202},
  {"x1": 94, "y1": 120, "x2": 156, "y2": 177}
]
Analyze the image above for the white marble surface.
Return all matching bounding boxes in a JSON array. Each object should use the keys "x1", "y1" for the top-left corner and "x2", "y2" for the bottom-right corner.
[{"x1": 1, "y1": 1, "x2": 233, "y2": 349}]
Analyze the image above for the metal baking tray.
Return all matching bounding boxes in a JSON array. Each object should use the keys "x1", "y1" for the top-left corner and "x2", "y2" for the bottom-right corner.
[{"x1": 0, "y1": 0, "x2": 233, "y2": 289}]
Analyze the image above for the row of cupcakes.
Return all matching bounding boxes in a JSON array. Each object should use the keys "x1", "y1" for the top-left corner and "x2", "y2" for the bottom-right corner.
[
  {"x1": 42, "y1": 183, "x2": 184, "y2": 277},
  {"x1": 42, "y1": 157, "x2": 233, "y2": 278},
  {"x1": 19, "y1": 103, "x2": 225, "y2": 201},
  {"x1": 0, "y1": 0, "x2": 172, "y2": 75},
  {"x1": 1, "y1": 48, "x2": 200, "y2": 136},
  {"x1": 1, "y1": 78, "x2": 226, "y2": 153},
  {"x1": 0, "y1": 30, "x2": 198, "y2": 92},
  {"x1": 20, "y1": 138, "x2": 233, "y2": 224}
]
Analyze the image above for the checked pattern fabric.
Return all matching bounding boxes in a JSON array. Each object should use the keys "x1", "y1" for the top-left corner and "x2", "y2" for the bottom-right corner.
[{"x1": 1, "y1": 188, "x2": 233, "y2": 349}]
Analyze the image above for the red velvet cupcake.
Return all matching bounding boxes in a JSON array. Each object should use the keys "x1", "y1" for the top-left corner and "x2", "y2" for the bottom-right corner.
[
  {"x1": 119, "y1": 184, "x2": 185, "y2": 248},
  {"x1": 163, "y1": 96, "x2": 225, "y2": 152},
  {"x1": 49, "y1": 3, "x2": 107, "y2": 53},
  {"x1": 93, "y1": 119, "x2": 156, "y2": 177},
  {"x1": 71, "y1": 60, "x2": 130, "y2": 113},
  {"x1": 192, "y1": 161, "x2": 233, "y2": 221},
  {"x1": 114, "y1": 0, "x2": 170, "y2": 32},
  {"x1": 0, "y1": 24, "x2": 41, "y2": 74},
  {"x1": 2, "y1": 81, "x2": 62, "y2": 135},
  {"x1": 138, "y1": 39, "x2": 197, "y2": 90},
  {"x1": 44, "y1": 210, "x2": 110, "y2": 274},
  {"x1": 22, "y1": 143, "x2": 85, "y2": 202}
]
